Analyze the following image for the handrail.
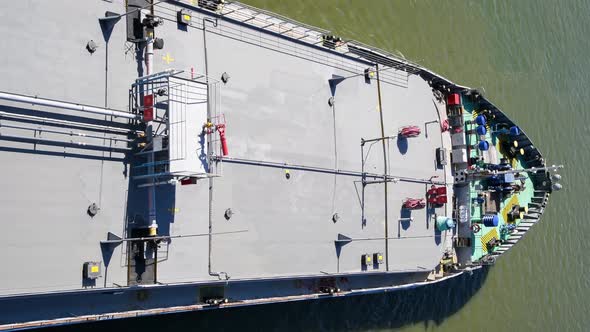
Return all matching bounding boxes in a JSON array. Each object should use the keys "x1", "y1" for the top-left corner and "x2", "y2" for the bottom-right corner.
[
  {"x1": 0, "y1": 91, "x2": 140, "y2": 120},
  {"x1": 223, "y1": 1, "x2": 423, "y2": 70}
]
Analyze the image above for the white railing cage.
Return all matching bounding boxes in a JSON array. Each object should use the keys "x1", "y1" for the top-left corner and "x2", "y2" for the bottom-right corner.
[{"x1": 130, "y1": 70, "x2": 223, "y2": 186}]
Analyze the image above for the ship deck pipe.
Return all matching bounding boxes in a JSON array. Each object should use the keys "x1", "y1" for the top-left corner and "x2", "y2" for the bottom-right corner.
[
  {"x1": 0, "y1": 123, "x2": 133, "y2": 142},
  {"x1": 144, "y1": 25, "x2": 158, "y2": 236},
  {"x1": 216, "y1": 156, "x2": 447, "y2": 185},
  {"x1": 0, "y1": 134, "x2": 130, "y2": 153},
  {"x1": 140, "y1": 4, "x2": 158, "y2": 236},
  {"x1": 0, "y1": 110, "x2": 138, "y2": 134},
  {"x1": 134, "y1": 69, "x2": 178, "y2": 85},
  {"x1": 0, "y1": 91, "x2": 140, "y2": 120}
]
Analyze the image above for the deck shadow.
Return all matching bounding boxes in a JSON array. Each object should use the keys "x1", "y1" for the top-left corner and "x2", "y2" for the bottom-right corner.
[
  {"x1": 397, "y1": 136, "x2": 409, "y2": 154},
  {"x1": 45, "y1": 267, "x2": 491, "y2": 332},
  {"x1": 400, "y1": 208, "x2": 412, "y2": 230}
]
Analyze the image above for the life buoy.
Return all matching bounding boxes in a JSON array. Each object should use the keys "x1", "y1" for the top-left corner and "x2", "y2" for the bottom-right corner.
[{"x1": 471, "y1": 223, "x2": 481, "y2": 233}]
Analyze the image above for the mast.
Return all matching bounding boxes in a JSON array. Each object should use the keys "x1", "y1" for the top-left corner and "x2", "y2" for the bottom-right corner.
[{"x1": 375, "y1": 64, "x2": 390, "y2": 271}]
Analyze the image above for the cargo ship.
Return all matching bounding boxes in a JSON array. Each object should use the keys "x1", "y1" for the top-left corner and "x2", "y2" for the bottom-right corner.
[{"x1": 0, "y1": 0, "x2": 563, "y2": 329}]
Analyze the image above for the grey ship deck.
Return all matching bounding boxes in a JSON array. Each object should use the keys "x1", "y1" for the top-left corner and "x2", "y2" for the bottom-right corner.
[{"x1": 0, "y1": 1, "x2": 559, "y2": 329}]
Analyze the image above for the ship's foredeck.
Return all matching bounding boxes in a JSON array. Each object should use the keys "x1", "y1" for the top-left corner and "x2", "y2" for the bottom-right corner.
[{"x1": 153, "y1": 1, "x2": 456, "y2": 280}]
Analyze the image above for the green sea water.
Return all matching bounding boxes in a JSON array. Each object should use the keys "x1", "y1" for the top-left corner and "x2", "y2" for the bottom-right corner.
[
  {"x1": 52, "y1": 2, "x2": 588, "y2": 332},
  {"x1": 238, "y1": 1, "x2": 589, "y2": 331}
]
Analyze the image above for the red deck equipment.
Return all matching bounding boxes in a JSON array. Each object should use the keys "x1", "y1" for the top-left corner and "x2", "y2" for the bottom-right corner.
[
  {"x1": 447, "y1": 93, "x2": 461, "y2": 106},
  {"x1": 216, "y1": 124, "x2": 229, "y2": 156},
  {"x1": 143, "y1": 94, "x2": 154, "y2": 122}
]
